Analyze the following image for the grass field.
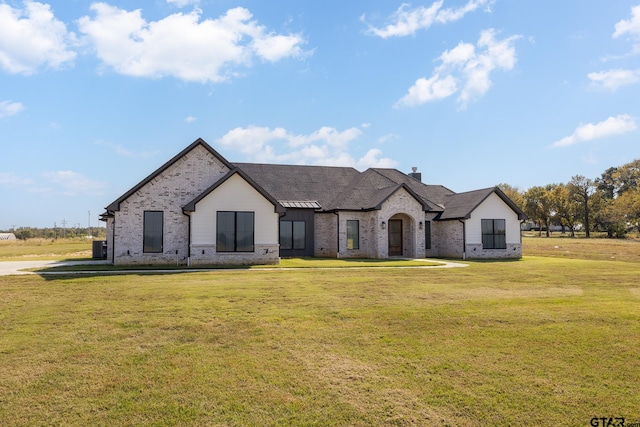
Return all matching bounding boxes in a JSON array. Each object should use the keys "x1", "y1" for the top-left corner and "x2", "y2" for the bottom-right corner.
[
  {"x1": 0, "y1": 238, "x2": 92, "y2": 260},
  {"x1": 1, "y1": 238, "x2": 639, "y2": 426}
]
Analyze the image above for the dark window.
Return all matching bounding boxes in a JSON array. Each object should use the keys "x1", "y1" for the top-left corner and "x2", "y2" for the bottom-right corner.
[
  {"x1": 280, "y1": 221, "x2": 306, "y2": 250},
  {"x1": 346, "y1": 220, "x2": 359, "y2": 250},
  {"x1": 143, "y1": 211, "x2": 163, "y2": 253},
  {"x1": 425, "y1": 221, "x2": 431, "y2": 250},
  {"x1": 481, "y1": 219, "x2": 506, "y2": 249},
  {"x1": 217, "y1": 211, "x2": 254, "y2": 252}
]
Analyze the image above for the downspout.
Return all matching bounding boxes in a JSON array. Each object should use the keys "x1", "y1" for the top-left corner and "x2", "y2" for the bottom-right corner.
[
  {"x1": 182, "y1": 210, "x2": 191, "y2": 266},
  {"x1": 111, "y1": 215, "x2": 116, "y2": 265},
  {"x1": 333, "y1": 211, "x2": 340, "y2": 258},
  {"x1": 459, "y1": 219, "x2": 466, "y2": 260}
]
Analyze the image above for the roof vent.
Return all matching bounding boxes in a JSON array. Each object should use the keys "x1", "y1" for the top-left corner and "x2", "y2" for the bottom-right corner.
[{"x1": 408, "y1": 167, "x2": 422, "y2": 182}]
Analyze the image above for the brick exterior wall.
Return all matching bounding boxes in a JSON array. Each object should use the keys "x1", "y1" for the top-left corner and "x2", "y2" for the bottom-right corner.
[
  {"x1": 424, "y1": 213, "x2": 439, "y2": 258},
  {"x1": 314, "y1": 213, "x2": 338, "y2": 257},
  {"x1": 435, "y1": 220, "x2": 464, "y2": 258},
  {"x1": 112, "y1": 145, "x2": 231, "y2": 266}
]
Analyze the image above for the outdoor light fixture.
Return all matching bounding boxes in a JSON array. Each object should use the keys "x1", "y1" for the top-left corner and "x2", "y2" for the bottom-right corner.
[
  {"x1": 419, "y1": 221, "x2": 423, "y2": 229},
  {"x1": 381, "y1": 221, "x2": 386, "y2": 229}
]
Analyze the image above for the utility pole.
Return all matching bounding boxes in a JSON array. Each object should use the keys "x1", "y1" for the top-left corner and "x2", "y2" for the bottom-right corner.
[
  {"x1": 88, "y1": 211, "x2": 91, "y2": 238},
  {"x1": 61, "y1": 219, "x2": 67, "y2": 238}
]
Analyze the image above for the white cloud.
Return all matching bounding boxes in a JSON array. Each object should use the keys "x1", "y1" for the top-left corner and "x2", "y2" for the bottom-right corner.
[
  {"x1": 600, "y1": 5, "x2": 640, "y2": 62},
  {"x1": 613, "y1": 5, "x2": 640, "y2": 39},
  {"x1": 77, "y1": 4, "x2": 306, "y2": 83},
  {"x1": 42, "y1": 170, "x2": 107, "y2": 197},
  {"x1": 394, "y1": 75, "x2": 458, "y2": 108},
  {"x1": 356, "y1": 149, "x2": 398, "y2": 169},
  {"x1": 395, "y1": 29, "x2": 519, "y2": 109},
  {"x1": 552, "y1": 115, "x2": 637, "y2": 148},
  {"x1": 95, "y1": 140, "x2": 159, "y2": 159},
  {"x1": 0, "y1": 1, "x2": 76, "y2": 74},
  {"x1": 0, "y1": 170, "x2": 106, "y2": 197},
  {"x1": 364, "y1": 0, "x2": 492, "y2": 39},
  {"x1": 166, "y1": 0, "x2": 200, "y2": 7},
  {"x1": 588, "y1": 68, "x2": 640, "y2": 91},
  {"x1": 185, "y1": 116, "x2": 197, "y2": 123},
  {"x1": 216, "y1": 125, "x2": 397, "y2": 169},
  {"x1": 0, "y1": 100, "x2": 25, "y2": 117},
  {"x1": 0, "y1": 172, "x2": 33, "y2": 188}
]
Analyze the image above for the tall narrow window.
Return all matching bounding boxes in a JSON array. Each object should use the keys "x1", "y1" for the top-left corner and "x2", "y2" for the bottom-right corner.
[
  {"x1": 425, "y1": 221, "x2": 431, "y2": 250},
  {"x1": 217, "y1": 211, "x2": 254, "y2": 252},
  {"x1": 346, "y1": 220, "x2": 359, "y2": 250},
  {"x1": 481, "y1": 219, "x2": 506, "y2": 249},
  {"x1": 143, "y1": 211, "x2": 163, "y2": 253},
  {"x1": 280, "y1": 220, "x2": 306, "y2": 250}
]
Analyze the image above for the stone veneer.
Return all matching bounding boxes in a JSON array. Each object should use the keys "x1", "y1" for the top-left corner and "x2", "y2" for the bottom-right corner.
[
  {"x1": 188, "y1": 244, "x2": 280, "y2": 265},
  {"x1": 465, "y1": 243, "x2": 522, "y2": 259}
]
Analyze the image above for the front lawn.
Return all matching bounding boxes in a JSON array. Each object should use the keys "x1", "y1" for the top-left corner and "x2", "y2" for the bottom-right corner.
[{"x1": 1, "y1": 253, "x2": 638, "y2": 426}]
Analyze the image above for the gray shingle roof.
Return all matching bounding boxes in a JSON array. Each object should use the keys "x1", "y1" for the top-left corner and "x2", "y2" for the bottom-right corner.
[
  {"x1": 232, "y1": 163, "x2": 361, "y2": 209},
  {"x1": 234, "y1": 163, "x2": 453, "y2": 212},
  {"x1": 437, "y1": 187, "x2": 527, "y2": 220},
  {"x1": 103, "y1": 138, "x2": 526, "y2": 222}
]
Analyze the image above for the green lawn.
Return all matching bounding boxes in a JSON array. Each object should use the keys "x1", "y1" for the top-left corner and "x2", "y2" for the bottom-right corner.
[
  {"x1": 0, "y1": 238, "x2": 93, "y2": 260},
  {"x1": 1, "y1": 240, "x2": 639, "y2": 426}
]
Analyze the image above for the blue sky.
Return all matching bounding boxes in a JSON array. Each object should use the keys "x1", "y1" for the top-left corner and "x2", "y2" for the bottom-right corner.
[{"x1": 1, "y1": 0, "x2": 639, "y2": 229}]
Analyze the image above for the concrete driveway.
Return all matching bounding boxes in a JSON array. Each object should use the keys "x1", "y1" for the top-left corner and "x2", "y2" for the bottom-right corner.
[
  {"x1": 0, "y1": 259, "x2": 467, "y2": 276},
  {"x1": 0, "y1": 260, "x2": 110, "y2": 276}
]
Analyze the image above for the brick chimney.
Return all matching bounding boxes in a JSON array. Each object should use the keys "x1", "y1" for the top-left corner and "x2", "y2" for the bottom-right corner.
[{"x1": 408, "y1": 167, "x2": 422, "y2": 182}]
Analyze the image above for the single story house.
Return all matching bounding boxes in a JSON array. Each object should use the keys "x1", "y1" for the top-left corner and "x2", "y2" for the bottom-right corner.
[{"x1": 101, "y1": 138, "x2": 526, "y2": 265}]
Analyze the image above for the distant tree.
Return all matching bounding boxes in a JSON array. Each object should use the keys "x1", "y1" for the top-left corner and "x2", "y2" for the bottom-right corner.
[
  {"x1": 613, "y1": 159, "x2": 640, "y2": 196},
  {"x1": 596, "y1": 166, "x2": 618, "y2": 200},
  {"x1": 14, "y1": 227, "x2": 32, "y2": 240},
  {"x1": 591, "y1": 193, "x2": 627, "y2": 238},
  {"x1": 615, "y1": 188, "x2": 640, "y2": 230},
  {"x1": 567, "y1": 175, "x2": 594, "y2": 238},
  {"x1": 596, "y1": 159, "x2": 640, "y2": 199},
  {"x1": 524, "y1": 185, "x2": 557, "y2": 237},
  {"x1": 497, "y1": 183, "x2": 525, "y2": 212},
  {"x1": 550, "y1": 184, "x2": 579, "y2": 236}
]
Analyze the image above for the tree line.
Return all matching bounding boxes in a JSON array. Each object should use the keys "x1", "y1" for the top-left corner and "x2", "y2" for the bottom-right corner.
[
  {"x1": 1, "y1": 226, "x2": 106, "y2": 240},
  {"x1": 499, "y1": 159, "x2": 640, "y2": 238}
]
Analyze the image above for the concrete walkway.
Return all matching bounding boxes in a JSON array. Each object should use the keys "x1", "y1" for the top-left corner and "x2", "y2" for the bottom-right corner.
[
  {"x1": 0, "y1": 260, "x2": 111, "y2": 276},
  {"x1": 0, "y1": 259, "x2": 467, "y2": 277}
]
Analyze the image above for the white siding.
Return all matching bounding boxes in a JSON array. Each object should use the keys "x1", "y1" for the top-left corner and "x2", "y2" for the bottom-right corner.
[
  {"x1": 466, "y1": 193, "x2": 520, "y2": 244},
  {"x1": 190, "y1": 173, "x2": 278, "y2": 245}
]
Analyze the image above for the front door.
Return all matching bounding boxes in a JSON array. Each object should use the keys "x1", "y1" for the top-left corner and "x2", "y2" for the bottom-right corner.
[{"x1": 388, "y1": 219, "x2": 402, "y2": 256}]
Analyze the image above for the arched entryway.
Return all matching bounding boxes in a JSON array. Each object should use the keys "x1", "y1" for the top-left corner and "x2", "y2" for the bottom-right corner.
[
  {"x1": 386, "y1": 213, "x2": 415, "y2": 257},
  {"x1": 388, "y1": 218, "x2": 403, "y2": 256}
]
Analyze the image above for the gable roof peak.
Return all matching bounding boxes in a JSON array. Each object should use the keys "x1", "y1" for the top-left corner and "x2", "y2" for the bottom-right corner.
[{"x1": 105, "y1": 138, "x2": 233, "y2": 212}]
